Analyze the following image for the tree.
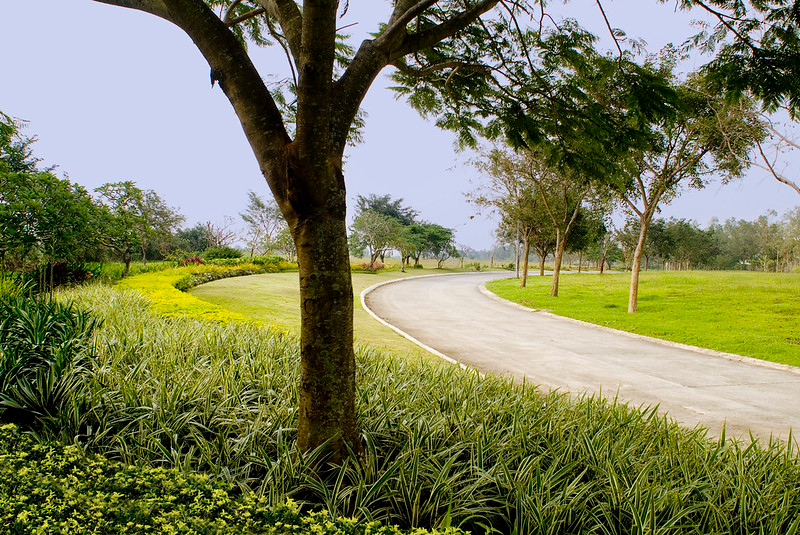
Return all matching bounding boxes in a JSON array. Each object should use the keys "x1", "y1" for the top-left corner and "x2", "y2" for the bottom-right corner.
[
  {"x1": 203, "y1": 217, "x2": 239, "y2": 248},
  {"x1": 355, "y1": 194, "x2": 418, "y2": 227},
  {"x1": 349, "y1": 211, "x2": 402, "y2": 271},
  {"x1": 240, "y1": 190, "x2": 291, "y2": 256},
  {"x1": 469, "y1": 148, "x2": 552, "y2": 286},
  {"x1": 1, "y1": 171, "x2": 99, "y2": 288},
  {"x1": 612, "y1": 75, "x2": 762, "y2": 312},
  {"x1": 421, "y1": 223, "x2": 456, "y2": 268},
  {"x1": 175, "y1": 223, "x2": 212, "y2": 253},
  {"x1": 95, "y1": 181, "x2": 185, "y2": 275},
  {"x1": 88, "y1": 0, "x2": 527, "y2": 457},
  {"x1": 523, "y1": 153, "x2": 592, "y2": 297}
]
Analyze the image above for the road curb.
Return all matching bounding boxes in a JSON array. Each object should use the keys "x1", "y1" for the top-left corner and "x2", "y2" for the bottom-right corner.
[
  {"x1": 478, "y1": 282, "x2": 800, "y2": 377},
  {"x1": 360, "y1": 272, "x2": 504, "y2": 375}
]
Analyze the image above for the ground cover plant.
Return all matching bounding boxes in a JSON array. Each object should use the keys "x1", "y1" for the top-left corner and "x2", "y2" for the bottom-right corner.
[
  {"x1": 487, "y1": 271, "x2": 800, "y2": 368},
  {"x1": 0, "y1": 424, "x2": 465, "y2": 534},
  {"x1": 1, "y1": 271, "x2": 797, "y2": 534}
]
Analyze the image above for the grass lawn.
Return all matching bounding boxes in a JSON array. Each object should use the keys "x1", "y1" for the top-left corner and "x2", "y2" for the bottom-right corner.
[
  {"x1": 487, "y1": 270, "x2": 800, "y2": 368},
  {"x1": 189, "y1": 265, "x2": 484, "y2": 359}
]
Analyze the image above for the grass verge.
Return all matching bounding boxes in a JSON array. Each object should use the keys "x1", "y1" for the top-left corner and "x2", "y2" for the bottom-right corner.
[
  {"x1": 487, "y1": 271, "x2": 800, "y2": 368},
  {"x1": 188, "y1": 268, "x2": 479, "y2": 359}
]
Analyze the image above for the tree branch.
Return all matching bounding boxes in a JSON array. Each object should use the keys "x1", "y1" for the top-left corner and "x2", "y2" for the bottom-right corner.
[
  {"x1": 390, "y1": 0, "x2": 501, "y2": 60},
  {"x1": 226, "y1": 7, "x2": 267, "y2": 26},
  {"x1": 757, "y1": 140, "x2": 800, "y2": 195},
  {"x1": 92, "y1": 0, "x2": 170, "y2": 18},
  {"x1": 381, "y1": 0, "x2": 439, "y2": 49},
  {"x1": 143, "y1": 0, "x2": 292, "y2": 201},
  {"x1": 253, "y1": 0, "x2": 303, "y2": 65}
]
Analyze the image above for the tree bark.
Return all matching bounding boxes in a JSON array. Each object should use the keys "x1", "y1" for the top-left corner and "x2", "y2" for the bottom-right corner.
[
  {"x1": 520, "y1": 235, "x2": 531, "y2": 287},
  {"x1": 290, "y1": 172, "x2": 360, "y2": 461},
  {"x1": 551, "y1": 231, "x2": 565, "y2": 297},
  {"x1": 628, "y1": 213, "x2": 653, "y2": 313}
]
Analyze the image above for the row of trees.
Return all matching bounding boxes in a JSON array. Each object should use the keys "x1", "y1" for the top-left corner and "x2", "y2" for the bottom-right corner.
[
  {"x1": 348, "y1": 194, "x2": 456, "y2": 270},
  {"x1": 616, "y1": 209, "x2": 800, "y2": 273},
  {"x1": 0, "y1": 113, "x2": 265, "y2": 284}
]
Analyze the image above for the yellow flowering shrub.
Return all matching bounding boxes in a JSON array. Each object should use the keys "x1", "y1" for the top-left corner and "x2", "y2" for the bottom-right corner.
[{"x1": 114, "y1": 263, "x2": 290, "y2": 324}]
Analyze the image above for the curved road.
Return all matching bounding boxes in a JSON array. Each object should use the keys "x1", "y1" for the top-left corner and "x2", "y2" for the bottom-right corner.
[{"x1": 363, "y1": 272, "x2": 800, "y2": 441}]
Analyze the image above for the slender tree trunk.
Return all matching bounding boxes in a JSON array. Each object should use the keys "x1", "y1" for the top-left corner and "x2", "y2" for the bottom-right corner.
[
  {"x1": 368, "y1": 250, "x2": 380, "y2": 270},
  {"x1": 539, "y1": 253, "x2": 546, "y2": 276},
  {"x1": 520, "y1": 236, "x2": 531, "y2": 287},
  {"x1": 122, "y1": 253, "x2": 131, "y2": 278},
  {"x1": 628, "y1": 214, "x2": 653, "y2": 313},
  {"x1": 578, "y1": 251, "x2": 583, "y2": 273},
  {"x1": 551, "y1": 232, "x2": 565, "y2": 297}
]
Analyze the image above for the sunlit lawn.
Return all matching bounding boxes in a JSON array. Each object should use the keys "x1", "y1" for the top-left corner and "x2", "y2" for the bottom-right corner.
[
  {"x1": 190, "y1": 264, "x2": 466, "y2": 358},
  {"x1": 488, "y1": 270, "x2": 800, "y2": 368}
]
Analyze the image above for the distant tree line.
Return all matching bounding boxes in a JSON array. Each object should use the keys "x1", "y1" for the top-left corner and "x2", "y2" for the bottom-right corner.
[
  {"x1": 0, "y1": 113, "x2": 258, "y2": 289},
  {"x1": 616, "y1": 210, "x2": 800, "y2": 273}
]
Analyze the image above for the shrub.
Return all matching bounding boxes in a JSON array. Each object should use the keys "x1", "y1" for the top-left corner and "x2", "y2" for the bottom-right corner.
[
  {"x1": 203, "y1": 246, "x2": 243, "y2": 260},
  {"x1": 360, "y1": 262, "x2": 384, "y2": 271},
  {"x1": 0, "y1": 296, "x2": 100, "y2": 436},
  {"x1": 181, "y1": 255, "x2": 204, "y2": 266}
]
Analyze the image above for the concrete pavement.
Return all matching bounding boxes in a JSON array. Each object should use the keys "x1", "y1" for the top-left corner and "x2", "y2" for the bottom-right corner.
[{"x1": 362, "y1": 271, "x2": 800, "y2": 442}]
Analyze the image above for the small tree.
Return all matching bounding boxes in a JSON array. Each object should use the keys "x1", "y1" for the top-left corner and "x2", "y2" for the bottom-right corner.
[
  {"x1": 95, "y1": 181, "x2": 184, "y2": 275},
  {"x1": 612, "y1": 76, "x2": 763, "y2": 312},
  {"x1": 240, "y1": 190, "x2": 291, "y2": 256},
  {"x1": 349, "y1": 211, "x2": 402, "y2": 270}
]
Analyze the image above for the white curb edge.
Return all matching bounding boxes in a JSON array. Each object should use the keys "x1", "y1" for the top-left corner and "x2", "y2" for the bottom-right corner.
[{"x1": 478, "y1": 282, "x2": 800, "y2": 377}]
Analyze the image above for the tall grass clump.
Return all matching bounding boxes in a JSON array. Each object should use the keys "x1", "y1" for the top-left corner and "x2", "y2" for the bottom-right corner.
[
  {"x1": 0, "y1": 295, "x2": 101, "y2": 439},
  {"x1": 22, "y1": 283, "x2": 800, "y2": 534}
]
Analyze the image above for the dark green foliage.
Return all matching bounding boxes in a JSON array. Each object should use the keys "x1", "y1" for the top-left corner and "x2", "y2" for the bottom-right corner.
[
  {"x1": 0, "y1": 297, "x2": 100, "y2": 434},
  {"x1": 355, "y1": 194, "x2": 419, "y2": 227},
  {"x1": 679, "y1": 0, "x2": 800, "y2": 115},
  {"x1": 203, "y1": 246, "x2": 244, "y2": 260}
]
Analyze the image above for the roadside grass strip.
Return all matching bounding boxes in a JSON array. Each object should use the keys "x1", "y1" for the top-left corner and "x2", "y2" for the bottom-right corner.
[{"x1": 487, "y1": 271, "x2": 800, "y2": 368}]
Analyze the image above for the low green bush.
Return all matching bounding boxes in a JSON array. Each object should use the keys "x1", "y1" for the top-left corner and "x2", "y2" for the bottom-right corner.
[
  {"x1": 0, "y1": 424, "x2": 462, "y2": 535},
  {"x1": 202, "y1": 246, "x2": 244, "y2": 260}
]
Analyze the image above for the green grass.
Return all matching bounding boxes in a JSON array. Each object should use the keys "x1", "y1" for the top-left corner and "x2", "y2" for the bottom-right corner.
[
  {"x1": 487, "y1": 270, "x2": 800, "y2": 368},
  {"x1": 189, "y1": 267, "x2": 481, "y2": 359}
]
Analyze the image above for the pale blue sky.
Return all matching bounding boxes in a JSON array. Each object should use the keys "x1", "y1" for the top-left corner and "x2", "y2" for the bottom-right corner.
[{"x1": 3, "y1": 0, "x2": 797, "y2": 249}]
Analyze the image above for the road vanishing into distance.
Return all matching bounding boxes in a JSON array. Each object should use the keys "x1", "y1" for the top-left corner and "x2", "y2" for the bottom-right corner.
[{"x1": 363, "y1": 271, "x2": 800, "y2": 442}]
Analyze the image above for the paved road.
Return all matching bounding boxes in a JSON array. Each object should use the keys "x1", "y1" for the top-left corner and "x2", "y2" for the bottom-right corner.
[{"x1": 363, "y1": 272, "x2": 800, "y2": 441}]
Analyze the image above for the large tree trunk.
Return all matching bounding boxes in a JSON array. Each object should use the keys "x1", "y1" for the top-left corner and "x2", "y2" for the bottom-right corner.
[
  {"x1": 292, "y1": 194, "x2": 360, "y2": 461},
  {"x1": 628, "y1": 214, "x2": 653, "y2": 313},
  {"x1": 520, "y1": 236, "x2": 531, "y2": 287}
]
